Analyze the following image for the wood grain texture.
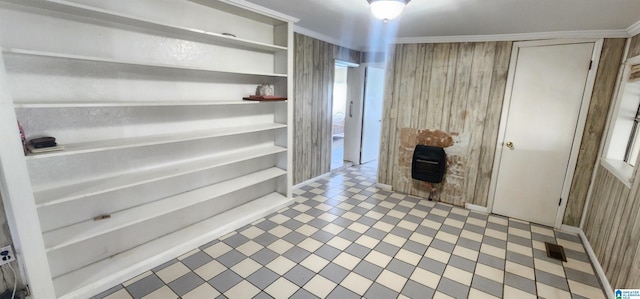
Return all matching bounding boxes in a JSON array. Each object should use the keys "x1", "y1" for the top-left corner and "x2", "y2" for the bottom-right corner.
[
  {"x1": 582, "y1": 166, "x2": 633, "y2": 288},
  {"x1": 563, "y1": 39, "x2": 626, "y2": 226},
  {"x1": 628, "y1": 33, "x2": 640, "y2": 59},
  {"x1": 377, "y1": 42, "x2": 512, "y2": 206},
  {"x1": 292, "y1": 33, "x2": 360, "y2": 184}
]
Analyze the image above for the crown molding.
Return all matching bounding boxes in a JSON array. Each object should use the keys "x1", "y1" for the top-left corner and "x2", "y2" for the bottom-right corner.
[
  {"x1": 628, "y1": 19, "x2": 640, "y2": 37},
  {"x1": 219, "y1": 0, "x2": 299, "y2": 22},
  {"x1": 293, "y1": 25, "x2": 359, "y2": 50},
  {"x1": 395, "y1": 30, "x2": 629, "y2": 44}
]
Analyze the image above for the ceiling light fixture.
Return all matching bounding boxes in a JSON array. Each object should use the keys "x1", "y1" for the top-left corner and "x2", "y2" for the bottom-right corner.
[{"x1": 368, "y1": 0, "x2": 410, "y2": 22}]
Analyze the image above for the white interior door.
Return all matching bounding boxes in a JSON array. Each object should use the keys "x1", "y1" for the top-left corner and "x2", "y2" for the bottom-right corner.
[
  {"x1": 360, "y1": 67, "x2": 385, "y2": 163},
  {"x1": 492, "y1": 42, "x2": 595, "y2": 226}
]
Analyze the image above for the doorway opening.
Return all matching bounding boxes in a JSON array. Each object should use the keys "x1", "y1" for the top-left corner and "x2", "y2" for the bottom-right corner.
[{"x1": 331, "y1": 64, "x2": 348, "y2": 170}]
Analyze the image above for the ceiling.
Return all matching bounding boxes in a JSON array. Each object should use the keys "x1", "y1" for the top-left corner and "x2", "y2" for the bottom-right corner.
[{"x1": 244, "y1": 0, "x2": 640, "y2": 50}]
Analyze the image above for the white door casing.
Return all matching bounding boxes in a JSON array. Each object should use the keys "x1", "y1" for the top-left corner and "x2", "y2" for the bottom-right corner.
[
  {"x1": 489, "y1": 39, "x2": 602, "y2": 227},
  {"x1": 360, "y1": 66, "x2": 385, "y2": 164}
]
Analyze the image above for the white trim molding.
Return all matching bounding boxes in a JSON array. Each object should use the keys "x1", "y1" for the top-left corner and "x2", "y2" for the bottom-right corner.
[
  {"x1": 464, "y1": 203, "x2": 489, "y2": 214},
  {"x1": 294, "y1": 25, "x2": 357, "y2": 50},
  {"x1": 395, "y1": 30, "x2": 628, "y2": 45},
  {"x1": 628, "y1": 19, "x2": 640, "y2": 37},
  {"x1": 560, "y1": 225, "x2": 614, "y2": 299},
  {"x1": 293, "y1": 172, "x2": 331, "y2": 190},
  {"x1": 375, "y1": 183, "x2": 392, "y2": 191}
]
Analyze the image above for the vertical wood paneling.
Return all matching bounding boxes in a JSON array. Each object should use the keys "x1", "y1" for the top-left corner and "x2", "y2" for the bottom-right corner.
[
  {"x1": 378, "y1": 41, "x2": 512, "y2": 206},
  {"x1": 378, "y1": 46, "x2": 396, "y2": 184},
  {"x1": 628, "y1": 33, "x2": 640, "y2": 59},
  {"x1": 583, "y1": 34, "x2": 640, "y2": 287},
  {"x1": 473, "y1": 41, "x2": 511, "y2": 206},
  {"x1": 582, "y1": 166, "x2": 632, "y2": 288},
  {"x1": 292, "y1": 33, "x2": 360, "y2": 184},
  {"x1": 563, "y1": 39, "x2": 626, "y2": 226}
]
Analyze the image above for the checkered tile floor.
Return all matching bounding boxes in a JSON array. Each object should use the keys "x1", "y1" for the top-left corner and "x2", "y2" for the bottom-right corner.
[{"x1": 93, "y1": 163, "x2": 606, "y2": 299}]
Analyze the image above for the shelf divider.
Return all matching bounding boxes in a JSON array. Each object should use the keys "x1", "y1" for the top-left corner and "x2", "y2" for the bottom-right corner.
[{"x1": 25, "y1": 123, "x2": 287, "y2": 160}]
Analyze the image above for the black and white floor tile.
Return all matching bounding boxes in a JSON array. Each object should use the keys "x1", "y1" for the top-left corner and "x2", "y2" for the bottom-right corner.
[{"x1": 93, "y1": 163, "x2": 606, "y2": 299}]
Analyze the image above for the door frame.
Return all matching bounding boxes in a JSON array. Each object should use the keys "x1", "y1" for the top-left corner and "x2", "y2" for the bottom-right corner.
[{"x1": 487, "y1": 39, "x2": 604, "y2": 228}]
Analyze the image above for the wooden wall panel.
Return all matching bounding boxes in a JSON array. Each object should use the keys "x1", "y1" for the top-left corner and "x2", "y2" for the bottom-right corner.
[
  {"x1": 628, "y1": 33, "x2": 640, "y2": 59},
  {"x1": 581, "y1": 35, "x2": 640, "y2": 289},
  {"x1": 378, "y1": 42, "x2": 512, "y2": 206},
  {"x1": 292, "y1": 33, "x2": 360, "y2": 184},
  {"x1": 582, "y1": 166, "x2": 634, "y2": 288},
  {"x1": 563, "y1": 39, "x2": 626, "y2": 226}
]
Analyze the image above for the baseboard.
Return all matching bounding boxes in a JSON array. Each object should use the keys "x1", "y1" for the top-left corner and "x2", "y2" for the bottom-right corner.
[
  {"x1": 464, "y1": 203, "x2": 489, "y2": 213},
  {"x1": 560, "y1": 225, "x2": 614, "y2": 298},
  {"x1": 293, "y1": 173, "x2": 331, "y2": 190},
  {"x1": 375, "y1": 183, "x2": 392, "y2": 191}
]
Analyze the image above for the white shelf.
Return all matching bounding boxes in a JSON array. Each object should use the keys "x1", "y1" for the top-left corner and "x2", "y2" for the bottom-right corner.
[
  {"x1": 43, "y1": 167, "x2": 286, "y2": 252},
  {"x1": 2, "y1": 0, "x2": 287, "y2": 53},
  {"x1": 2, "y1": 48, "x2": 288, "y2": 78},
  {"x1": 52, "y1": 192, "x2": 292, "y2": 298},
  {"x1": 14, "y1": 100, "x2": 286, "y2": 108},
  {"x1": 25, "y1": 123, "x2": 287, "y2": 160},
  {"x1": 34, "y1": 145, "x2": 287, "y2": 207}
]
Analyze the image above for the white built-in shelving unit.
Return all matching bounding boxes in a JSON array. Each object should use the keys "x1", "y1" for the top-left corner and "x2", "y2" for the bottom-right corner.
[{"x1": 0, "y1": 0, "x2": 295, "y2": 298}]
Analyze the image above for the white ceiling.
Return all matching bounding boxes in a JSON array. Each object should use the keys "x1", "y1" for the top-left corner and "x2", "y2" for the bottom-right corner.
[{"x1": 244, "y1": 0, "x2": 640, "y2": 50}]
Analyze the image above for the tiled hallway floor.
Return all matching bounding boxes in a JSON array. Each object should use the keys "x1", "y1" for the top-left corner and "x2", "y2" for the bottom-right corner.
[{"x1": 94, "y1": 163, "x2": 606, "y2": 299}]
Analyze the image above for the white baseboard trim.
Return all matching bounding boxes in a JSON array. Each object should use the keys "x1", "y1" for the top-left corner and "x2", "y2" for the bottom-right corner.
[
  {"x1": 464, "y1": 203, "x2": 489, "y2": 213},
  {"x1": 293, "y1": 173, "x2": 331, "y2": 190},
  {"x1": 375, "y1": 183, "x2": 392, "y2": 191},
  {"x1": 559, "y1": 224, "x2": 583, "y2": 234},
  {"x1": 560, "y1": 225, "x2": 613, "y2": 298}
]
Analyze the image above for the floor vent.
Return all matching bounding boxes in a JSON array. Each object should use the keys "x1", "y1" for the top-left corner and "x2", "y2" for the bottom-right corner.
[{"x1": 545, "y1": 242, "x2": 567, "y2": 262}]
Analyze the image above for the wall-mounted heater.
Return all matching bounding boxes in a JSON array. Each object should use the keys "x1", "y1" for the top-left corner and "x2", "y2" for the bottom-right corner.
[{"x1": 411, "y1": 145, "x2": 446, "y2": 200}]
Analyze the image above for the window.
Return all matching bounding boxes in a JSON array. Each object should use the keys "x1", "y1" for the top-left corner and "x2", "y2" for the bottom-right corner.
[{"x1": 603, "y1": 56, "x2": 640, "y2": 183}]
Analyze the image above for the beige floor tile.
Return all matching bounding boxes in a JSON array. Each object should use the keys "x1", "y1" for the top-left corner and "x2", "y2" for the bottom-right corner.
[
  {"x1": 300, "y1": 254, "x2": 330, "y2": 273},
  {"x1": 537, "y1": 282, "x2": 572, "y2": 299},
  {"x1": 266, "y1": 256, "x2": 296, "y2": 275},
  {"x1": 194, "y1": 260, "x2": 227, "y2": 281},
  {"x1": 141, "y1": 286, "x2": 178, "y2": 299},
  {"x1": 568, "y1": 280, "x2": 605, "y2": 299},
  {"x1": 298, "y1": 237, "x2": 324, "y2": 252},
  {"x1": 395, "y1": 249, "x2": 421, "y2": 265},
  {"x1": 468, "y1": 288, "x2": 500, "y2": 299},
  {"x1": 425, "y1": 247, "x2": 452, "y2": 263},
  {"x1": 156, "y1": 262, "x2": 190, "y2": 284},
  {"x1": 181, "y1": 283, "x2": 220, "y2": 299},
  {"x1": 503, "y1": 285, "x2": 536, "y2": 299},
  {"x1": 355, "y1": 235, "x2": 380, "y2": 248},
  {"x1": 236, "y1": 240, "x2": 264, "y2": 257},
  {"x1": 231, "y1": 258, "x2": 262, "y2": 278},
  {"x1": 224, "y1": 280, "x2": 261, "y2": 298},
  {"x1": 475, "y1": 264, "x2": 504, "y2": 283},
  {"x1": 453, "y1": 245, "x2": 479, "y2": 261},
  {"x1": 202, "y1": 242, "x2": 232, "y2": 258},
  {"x1": 365, "y1": 250, "x2": 392, "y2": 268},
  {"x1": 410, "y1": 268, "x2": 441, "y2": 289},
  {"x1": 340, "y1": 272, "x2": 373, "y2": 295},
  {"x1": 505, "y1": 261, "x2": 535, "y2": 280},
  {"x1": 333, "y1": 252, "x2": 361, "y2": 270},
  {"x1": 443, "y1": 265, "x2": 473, "y2": 286},
  {"x1": 304, "y1": 275, "x2": 337, "y2": 298},
  {"x1": 376, "y1": 269, "x2": 407, "y2": 292},
  {"x1": 265, "y1": 277, "x2": 299, "y2": 298},
  {"x1": 327, "y1": 236, "x2": 351, "y2": 251}
]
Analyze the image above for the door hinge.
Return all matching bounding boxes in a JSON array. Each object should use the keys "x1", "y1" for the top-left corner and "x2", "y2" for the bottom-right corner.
[
  {"x1": 589, "y1": 60, "x2": 593, "y2": 70},
  {"x1": 559, "y1": 198, "x2": 562, "y2": 206}
]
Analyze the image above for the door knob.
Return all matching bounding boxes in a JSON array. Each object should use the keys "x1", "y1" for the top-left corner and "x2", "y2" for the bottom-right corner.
[{"x1": 505, "y1": 141, "x2": 514, "y2": 150}]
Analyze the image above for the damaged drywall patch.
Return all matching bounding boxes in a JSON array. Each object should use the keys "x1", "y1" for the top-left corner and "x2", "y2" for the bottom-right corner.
[{"x1": 397, "y1": 128, "x2": 470, "y2": 205}]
